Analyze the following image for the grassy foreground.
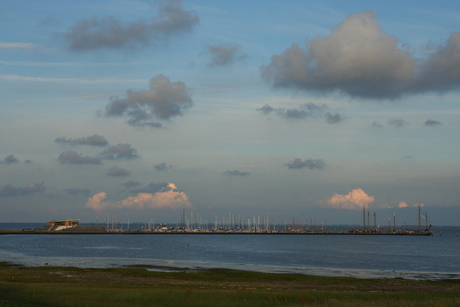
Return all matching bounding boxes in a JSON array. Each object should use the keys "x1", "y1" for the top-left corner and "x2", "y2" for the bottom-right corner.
[{"x1": 0, "y1": 262, "x2": 459, "y2": 307}]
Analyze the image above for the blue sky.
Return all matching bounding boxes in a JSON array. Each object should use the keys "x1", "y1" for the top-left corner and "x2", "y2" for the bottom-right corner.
[{"x1": 1, "y1": 0, "x2": 459, "y2": 226}]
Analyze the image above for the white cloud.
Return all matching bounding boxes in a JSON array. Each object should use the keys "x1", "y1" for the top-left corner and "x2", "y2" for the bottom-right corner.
[
  {"x1": 324, "y1": 188, "x2": 375, "y2": 210},
  {"x1": 85, "y1": 192, "x2": 111, "y2": 211},
  {"x1": 85, "y1": 183, "x2": 192, "y2": 212}
]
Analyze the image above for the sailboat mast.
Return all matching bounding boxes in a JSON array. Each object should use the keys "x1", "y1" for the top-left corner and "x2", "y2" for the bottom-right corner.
[
  {"x1": 373, "y1": 211, "x2": 376, "y2": 231},
  {"x1": 418, "y1": 204, "x2": 422, "y2": 232},
  {"x1": 363, "y1": 206, "x2": 365, "y2": 230}
]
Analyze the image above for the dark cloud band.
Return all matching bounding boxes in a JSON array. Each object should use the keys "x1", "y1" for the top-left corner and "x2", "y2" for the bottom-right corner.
[
  {"x1": 0, "y1": 182, "x2": 46, "y2": 197},
  {"x1": 286, "y1": 158, "x2": 326, "y2": 170},
  {"x1": 104, "y1": 75, "x2": 192, "y2": 128},
  {"x1": 261, "y1": 10, "x2": 460, "y2": 100},
  {"x1": 64, "y1": 0, "x2": 199, "y2": 51},
  {"x1": 55, "y1": 134, "x2": 108, "y2": 147}
]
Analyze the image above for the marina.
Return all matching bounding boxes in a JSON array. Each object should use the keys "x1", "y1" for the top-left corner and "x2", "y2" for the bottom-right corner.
[
  {"x1": 0, "y1": 227, "x2": 434, "y2": 235},
  {"x1": 0, "y1": 206, "x2": 433, "y2": 236}
]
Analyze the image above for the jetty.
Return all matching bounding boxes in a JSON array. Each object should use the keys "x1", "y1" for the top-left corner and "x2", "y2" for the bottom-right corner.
[
  {"x1": 0, "y1": 205, "x2": 433, "y2": 235},
  {"x1": 0, "y1": 221, "x2": 433, "y2": 236},
  {"x1": 0, "y1": 228, "x2": 433, "y2": 235}
]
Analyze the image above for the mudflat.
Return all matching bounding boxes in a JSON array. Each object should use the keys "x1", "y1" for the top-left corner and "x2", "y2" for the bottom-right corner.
[{"x1": 0, "y1": 262, "x2": 459, "y2": 306}]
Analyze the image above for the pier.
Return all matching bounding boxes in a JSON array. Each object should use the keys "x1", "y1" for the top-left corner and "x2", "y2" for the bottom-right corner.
[
  {"x1": 0, "y1": 206, "x2": 433, "y2": 236},
  {"x1": 0, "y1": 225, "x2": 433, "y2": 236}
]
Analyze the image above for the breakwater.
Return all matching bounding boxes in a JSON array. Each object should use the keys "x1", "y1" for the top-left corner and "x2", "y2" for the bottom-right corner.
[{"x1": 0, "y1": 228, "x2": 433, "y2": 236}]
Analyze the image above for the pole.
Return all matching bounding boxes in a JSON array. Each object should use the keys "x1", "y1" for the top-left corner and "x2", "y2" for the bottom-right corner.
[
  {"x1": 363, "y1": 206, "x2": 366, "y2": 230},
  {"x1": 373, "y1": 211, "x2": 376, "y2": 231},
  {"x1": 393, "y1": 212, "x2": 396, "y2": 232},
  {"x1": 367, "y1": 210, "x2": 370, "y2": 231},
  {"x1": 418, "y1": 204, "x2": 421, "y2": 232}
]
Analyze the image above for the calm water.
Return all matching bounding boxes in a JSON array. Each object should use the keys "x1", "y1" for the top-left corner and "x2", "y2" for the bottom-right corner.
[{"x1": 1, "y1": 223, "x2": 459, "y2": 280}]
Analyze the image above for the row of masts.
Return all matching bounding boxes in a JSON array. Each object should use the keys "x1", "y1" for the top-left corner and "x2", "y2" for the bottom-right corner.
[
  {"x1": 362, "y1": 204, "x2": 429, "y2": 233},
  {"x1": 96, "y1": 206, "x2": 430, "y2": 233},
  {"x1": 98, "y1": 212, "x2": 332, "y2": 232},
  {"x1": 180, "y1": 210, "x2": 339, "y2": 232}
]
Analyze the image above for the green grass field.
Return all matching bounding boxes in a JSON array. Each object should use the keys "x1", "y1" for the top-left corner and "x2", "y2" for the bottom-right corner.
[{"x1": 0, "y1": 262, "x2": 459, "y2": 306}]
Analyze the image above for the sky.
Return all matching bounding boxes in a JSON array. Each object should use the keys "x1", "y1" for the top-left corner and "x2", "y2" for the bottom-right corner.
[{"x1": 1, "y1": 0, "x2": 460, "y2": 226}]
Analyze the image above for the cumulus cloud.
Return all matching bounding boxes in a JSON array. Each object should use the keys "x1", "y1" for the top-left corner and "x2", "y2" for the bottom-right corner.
[
  {"x1": 261, "y1": 10, "x2": 460, "y2": 99},
  {"x1": 63, "y1": 188, "x2": 91, "y2": 198},
  {"x1": 64, "y1": 0, "x2": 199, "y2": 51},
  {"x1": 55, "y1": 134, "x2": 108, "y2": 146},
  {"x1": 104, "y1": 75, "x2": 192, "y2": 128},
  {"x1": 223, "y1": 170, "x2": 251, "y2": 177},
  {"x1": 325, "y1": 188, "x2": 375, "y2": 210},
  {"x1": 207, "y1": 43, "x2": 247, "y2": 67},
  {"x1": 101, "y1": 144, "x2": 139, "y2": 160},
  {"x1": 286, "y1": 158, "x2": 325, "y2": 170},
  {"x1": 1, "y1": 155, "x2": 19, "y2": 164},
  {"x1": 85, "y1": 183, "x2": 192, "y2": 211},
  {"x1": 0, "y1": 182, "x2": 46, "y2": 197},
  {"x1": 120, "y1": 184, "x2": 191, "y2": 209},
  {"x1": 154, "y1": 162, "x2": 173, "y2": 171},
  {"x1": 150, "y1": 0, "x2": 199, "y2": 35},
  {"x1": 415, "y1": 32, "x2": 460, "y2": 93},
  {"x1": 107, "y1": 166, "x2": 130, "y2": 177},
  {"x1": 85, "y1": 192, "x2": 111, "y2": 211},
  {"x1": 424, "y1": 119, "x2": 442, "y2": 127},
  {"x1": 58, "y1": 151, "x2": 102, "y2": 164}
]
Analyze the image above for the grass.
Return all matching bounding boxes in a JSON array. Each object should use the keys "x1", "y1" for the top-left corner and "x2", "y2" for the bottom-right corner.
[{"x1": 0, "y1": 262, "x2": 459, "y2": 306}]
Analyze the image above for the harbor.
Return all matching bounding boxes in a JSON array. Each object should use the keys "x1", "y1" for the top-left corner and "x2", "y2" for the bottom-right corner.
[
  {"x1": 0, "y1": 206, "x2": 433, "y2": 236},
  {"x1": 0, "y1": 228, "x2": 434, "y2": 235}
]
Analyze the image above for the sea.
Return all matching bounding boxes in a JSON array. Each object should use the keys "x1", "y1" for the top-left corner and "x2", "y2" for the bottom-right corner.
[{"x1": 1, "y1": 223, "x2": 459, "y2": 280}]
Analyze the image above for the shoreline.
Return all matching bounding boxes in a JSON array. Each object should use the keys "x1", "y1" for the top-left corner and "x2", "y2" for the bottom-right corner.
[
  {"x1": 0, "y1": 230, "x2": 433, "y2": 236},
  {"x1": 1, "y1": 250, "x2": 457, "y2": 281}
]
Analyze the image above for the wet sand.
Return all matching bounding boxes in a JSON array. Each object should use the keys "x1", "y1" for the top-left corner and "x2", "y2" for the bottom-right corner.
[{"x1": 1, "y1": 251, "x2": 457, "y2": 281}]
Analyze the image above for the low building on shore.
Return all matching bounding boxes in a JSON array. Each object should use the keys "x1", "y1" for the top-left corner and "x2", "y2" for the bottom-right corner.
[
  {"x1": 46, "y1": 219, "x2": 80, "y2": 230},
  {"x1": 43, "y1": 219, "x2": 107, "y2": 233}
]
